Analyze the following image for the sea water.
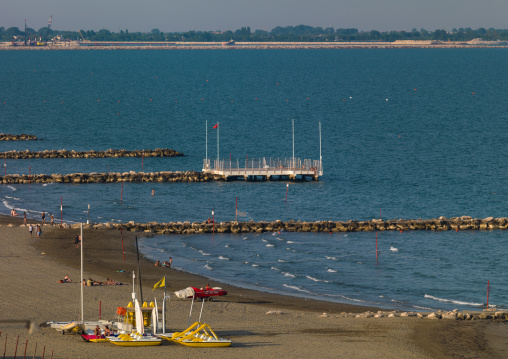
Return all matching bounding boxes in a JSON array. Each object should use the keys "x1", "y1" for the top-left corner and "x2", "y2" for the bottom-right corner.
[{"x1": 1, "y1": 48, "x2": 508, "y2": 310}]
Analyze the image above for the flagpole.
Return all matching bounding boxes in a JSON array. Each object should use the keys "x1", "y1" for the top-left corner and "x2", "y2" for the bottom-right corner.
[
  {"x1": 205, "y1": 120, "x2": 208, "y2": 170},
  {"x1": 292, "y1": 119, "x2": 295, "y2": 169},
  {"x1": 80, "y1": 223, "x2": 84, "y2": 322},
  {"x1": 217, "y1": 121, "x2": 220, "y2": 165}
]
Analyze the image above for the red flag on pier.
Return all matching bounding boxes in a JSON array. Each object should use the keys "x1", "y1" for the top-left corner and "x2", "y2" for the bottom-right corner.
[{"x1": 213, "y1": 123, "x2": 219, "y2": 129}]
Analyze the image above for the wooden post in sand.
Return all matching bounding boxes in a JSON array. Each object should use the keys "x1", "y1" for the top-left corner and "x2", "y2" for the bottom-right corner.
[
  {"x1": 14, "y1": 335, "x2": 18, "y2": 358},
  {"x1": 2, "y1": 333, "x2": 6, "y2": 358}
]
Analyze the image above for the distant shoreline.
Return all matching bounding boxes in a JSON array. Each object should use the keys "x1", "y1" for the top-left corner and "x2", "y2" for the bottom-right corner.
[{"x1": 2, "y1": 40, "x2": 508, "y2": 50}]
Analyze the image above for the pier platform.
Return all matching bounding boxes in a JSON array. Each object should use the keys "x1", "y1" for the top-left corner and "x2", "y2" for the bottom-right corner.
[{"x1": 202, "y1": 157, "x2": 323, "y2": 181}]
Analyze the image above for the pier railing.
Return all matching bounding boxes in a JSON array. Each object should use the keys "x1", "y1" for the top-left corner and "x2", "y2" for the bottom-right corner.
[{"x1": 202, "y1": 157, "x2": 323, "y2": 180}]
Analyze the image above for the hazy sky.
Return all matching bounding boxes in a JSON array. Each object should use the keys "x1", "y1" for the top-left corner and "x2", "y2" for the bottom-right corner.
[{"x1": 2, "y1": 0, "x2": 508, "y2": 33}]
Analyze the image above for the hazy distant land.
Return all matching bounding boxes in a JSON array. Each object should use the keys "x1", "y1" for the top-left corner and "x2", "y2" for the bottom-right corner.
[{"x1": 2, "y1": 39, "x2": 508, "y2": 50}]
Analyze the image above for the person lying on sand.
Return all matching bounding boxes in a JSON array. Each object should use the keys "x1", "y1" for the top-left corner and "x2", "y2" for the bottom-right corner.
[
  {"x1": 59, "y1": 275, "x2": 72, "y2": 283},
  {"x1": 154, "y1": 260, "x2": 161, "y2": 267}
]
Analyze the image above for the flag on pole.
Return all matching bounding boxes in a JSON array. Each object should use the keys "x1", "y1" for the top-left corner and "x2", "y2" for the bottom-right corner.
[
  {"x1": 153, "y1": 277, "x2": 165, "y2": 290},
  {"x1": 213, "y1": 123, "x2": 219, "y2": 129}
]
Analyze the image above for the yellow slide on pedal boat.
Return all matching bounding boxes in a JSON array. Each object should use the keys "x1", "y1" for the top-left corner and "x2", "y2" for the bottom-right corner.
[{"x1": 170, "y1": 322, "x2": 231, "y2": 347}]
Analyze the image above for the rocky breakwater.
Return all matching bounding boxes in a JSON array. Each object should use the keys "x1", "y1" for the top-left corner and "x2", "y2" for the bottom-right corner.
[
  {"x1": 67, "y1": 216, "x2": 508, "y2": 234},
  {"x1": 0, "y1": 148, "x2": 182, "y2": 159},
  {"x1": 0, "y1": 133, "x2": 37, "y2": 141},
  {"x1": 337, "y1": 309, "x2": 508, "y2": 322},
  {"x1": 0, "y1": 171, "x2": 214, "y2": 184}
]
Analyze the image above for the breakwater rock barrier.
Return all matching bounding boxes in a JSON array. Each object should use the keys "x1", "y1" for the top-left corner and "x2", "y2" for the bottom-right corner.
[
  {"x1": 56, "y1": 216, "x2": 508, "y2": 233},
  {"x1": 0, "y1": 171, "x2": 213, "y2": 184},
  {"x1": 0, "y1": 133, "x2": 37, "y2": 141},
  {"x1": 0, "y1": 148, "x2": 183, "y2": 159}
]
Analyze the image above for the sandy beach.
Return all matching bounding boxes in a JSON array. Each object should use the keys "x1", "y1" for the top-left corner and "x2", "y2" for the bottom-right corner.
[{"x1": 1, "y1": 215, "x2": 507, "y2": 358}]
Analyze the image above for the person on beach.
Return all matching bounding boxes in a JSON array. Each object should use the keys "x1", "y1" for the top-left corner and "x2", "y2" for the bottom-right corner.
[
  {"x1": 205, "y1": 283, "x2": 211, "y2": 290},
  {"x1": 41, "y1": 211, "x2": 45, "y2": 224},
  {"x1": 36, "y1": 225, "x2": 42, "y2": 239},
  {"x1": 29, "y1": 224, "x2": 33, "y2": 237},
  {"x1": 64, "y1": 274, "x2": 72, "y2": 283},
  {"x1": 169, "y1": 257, "x2": 172, "y2": 268},
  {"x1": 23, "y1": 212, "x2": 26, "y2": 224},
  {"x1": 74, "y1": 235, "x2": 80, "y2": 248},
  {"x1": 162, "y1": 261, "x2": 170, "y2": 267},
  {"x1": 94, "y1": 325, "x2": 101, "y2": 338},
  {"x1": 50, "y1": 214, "x2": 54, "y2": 226},
  {"x1": 11, "y1": 208, "x2": 18, "y2": 217},
  {"x1": 151, "y1": 189, "x2": 155, "y2": 196},
  {"x1": 104, "y1": 326, "x2": 111, "y2": 337},
  {"x1": 155, "y1": 260, "x2": 161, "y2": 267}
]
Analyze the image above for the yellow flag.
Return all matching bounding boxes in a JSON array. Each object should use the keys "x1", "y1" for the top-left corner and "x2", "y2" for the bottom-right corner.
[{"x1": 153, "y1": 277, "x2": 165, "y2": 290}]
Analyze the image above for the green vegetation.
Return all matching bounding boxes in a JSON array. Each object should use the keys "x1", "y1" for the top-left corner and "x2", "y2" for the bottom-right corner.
[{"x1": 2, "y1": 24, "x2": 508, "y2": 43}]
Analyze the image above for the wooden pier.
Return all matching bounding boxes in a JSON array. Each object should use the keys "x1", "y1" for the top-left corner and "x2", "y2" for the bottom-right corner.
[{"x1": 202, "y1": 157, "x2": 323, "y2": 181}]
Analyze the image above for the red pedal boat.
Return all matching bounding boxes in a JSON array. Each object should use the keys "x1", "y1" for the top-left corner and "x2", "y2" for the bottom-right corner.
[{"x1": 174, "y1": 287, "x2": 227, "y2": 301}]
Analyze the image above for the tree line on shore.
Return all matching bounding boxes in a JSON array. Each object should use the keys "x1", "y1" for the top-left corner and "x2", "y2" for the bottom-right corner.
[{"x1": 2, "y1": 24, "x2": 508, "y2": 43}]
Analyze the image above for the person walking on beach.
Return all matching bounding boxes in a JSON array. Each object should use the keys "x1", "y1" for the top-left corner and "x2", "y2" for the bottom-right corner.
[
  {"x1": 29, "y1": 224, "x2": 33, "y2": 238},
  {"x1": 23, "y1": 212, "x2": 26, "y2": 224},
  {"x1": 36, "y1": 225, "x2": 42, "y2": 239},
  {"x1": 50, "y1": 213, "x2": 54, "y2": 226},
  {"x1": 169, "y1": 257, "x2": 172, "y2": 268},
  {"x1": 41, "y1": 211, "x2": 46, "y2": 224}
]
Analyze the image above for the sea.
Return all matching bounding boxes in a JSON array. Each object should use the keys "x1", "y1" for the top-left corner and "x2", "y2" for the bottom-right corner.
[{"x1": 1, "y1": 48, "x2": 508, "y2": 312}]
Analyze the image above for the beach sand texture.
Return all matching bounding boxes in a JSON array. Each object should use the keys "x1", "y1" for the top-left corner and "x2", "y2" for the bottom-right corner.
[{"x1": 1, "y1": 217, "x2": 507, "y2": 358}]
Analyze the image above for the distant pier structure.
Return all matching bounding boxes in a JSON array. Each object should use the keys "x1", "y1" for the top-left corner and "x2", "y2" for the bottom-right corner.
[
  {"x1": 203, "y1": 157, "x2": 323, "y2": 181},
  {"x1": 202, "y1": 120, "x2": 323, "y2": 181}
]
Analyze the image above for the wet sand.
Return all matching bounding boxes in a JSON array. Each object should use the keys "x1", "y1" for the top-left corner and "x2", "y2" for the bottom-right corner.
[{"x1": 1, "y1": 215, "x2": 507, "y2": 358}]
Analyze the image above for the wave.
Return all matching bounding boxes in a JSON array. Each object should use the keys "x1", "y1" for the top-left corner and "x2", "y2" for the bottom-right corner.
[
  {"x1": 282, "y1": 272, "x2": 296, "y2": 278},
  {"x1": 287, "y1": 241, "x2": 295, "y2": 244},
  {"x1": 266, "y1": 244, "x2": 275, "y2": 247},
  {"x1": 282, "y1": 284, "x2": 313, "y2": 294},
  {"x1": 262, "y1": 239, "x2": 268, "y2": 242},
  {"x1": 277, "y1": 259, "x2": 287, "y2": 263},
  {"x1": 224, "y1": 244, "x2": 230, "y2": 248},
  {"x1": 204, "y1": 264, "x2": 213, "y2": 270},
  {"x1": 327, "y1": 269, "x2": 337, "y2": 273},
  {"x1": 198, "y1": 250, "x2": 210, "y2": 256},
  {"x1": 389, "y1": 246, "x2": 398, "y2": 252},
  {"x1": 251, "y1": 264, "x2": 259, "y2": 267},
  {"x1": 6, "y1": 186, "x2": 16, "y2": 191},
  {"x1": 325, "y1": 256, "x2": 337, "y2": 260},
  {"x1": 424, "y1": 294, "x2": 487, "y2": 307},
  {"x1": 270, "y1": 266, "x2": 280, "y2": 271},
  {"x1": 219, "y1": 256, "x2": 229, "y2": 260},
  {"x1": 305, "y1": 275, "x2": 330, "y2": 283}
]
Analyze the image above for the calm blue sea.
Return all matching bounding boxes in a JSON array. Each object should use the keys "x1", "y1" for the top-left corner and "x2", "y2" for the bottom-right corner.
[{"x1": 1, "y1": 48, "x2": 508, "y2": 311}]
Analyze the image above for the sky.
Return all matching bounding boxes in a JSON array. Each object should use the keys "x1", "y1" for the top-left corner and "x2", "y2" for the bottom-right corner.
[{"x1": 2, "y1": 0, "x2": 508, "y2": 33}]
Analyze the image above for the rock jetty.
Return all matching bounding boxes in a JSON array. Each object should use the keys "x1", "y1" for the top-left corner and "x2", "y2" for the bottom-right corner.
[
  {"x1": 0, "y1": 133, "x2": 37, "y2": 141},
  {"x1": 40, "y1": 216, "x2": 508, "y2": 234},
  {"x1": 0, "y1": 171, "x2": 210, "y2": 184},
  {"x1": 0, "y1": 148, "x2": 182, "y2": 159}
]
